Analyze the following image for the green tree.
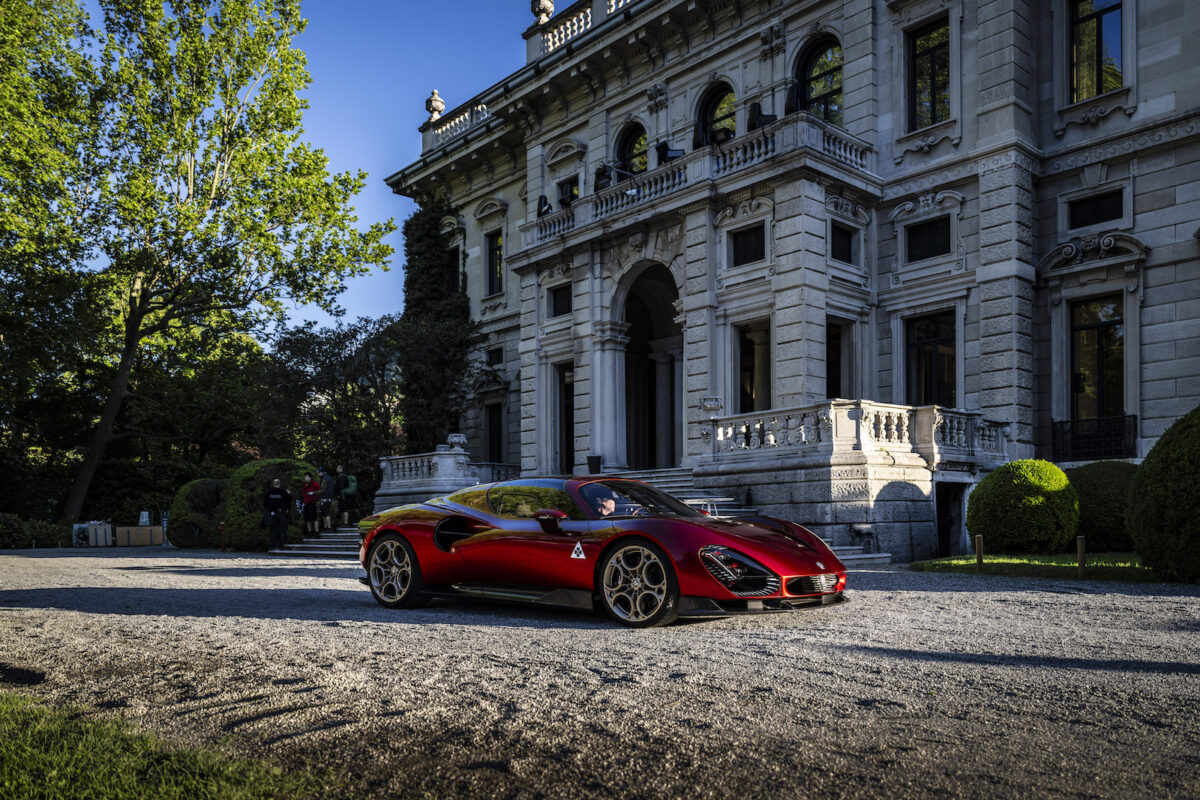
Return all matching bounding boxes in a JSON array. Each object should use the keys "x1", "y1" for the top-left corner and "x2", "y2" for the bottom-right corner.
[
  {"x1": 53, "y1": 0, "x2": 394, "y2": 522},
  {"x1": 271, "y1": 314, "x2": 404, "y2": 486},
  {"x1": 394, "y1": 198, "x2": 479, "y2": 453}
]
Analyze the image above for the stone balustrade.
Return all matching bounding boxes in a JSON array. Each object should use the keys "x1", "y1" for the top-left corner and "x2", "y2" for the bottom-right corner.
[
  {"x1": 518, "y1": 114, "x2": 875, "y2": 249},
  {"x1": 541, "y1": 0, "x2": 593, "y2": 54},
  {"x1": 699, "y1": 400, "x2": 1009, "y2": 469},
  {"x1": 374, "y1": 436, "x2": 519, "y2": 512}
]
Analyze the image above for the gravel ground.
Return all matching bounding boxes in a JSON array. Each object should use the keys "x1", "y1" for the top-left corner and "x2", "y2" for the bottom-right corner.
[{"x1": 0, "y1": 547, "x2": 1198, "y2": 800}]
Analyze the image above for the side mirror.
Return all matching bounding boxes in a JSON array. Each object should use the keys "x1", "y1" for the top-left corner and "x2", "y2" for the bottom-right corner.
[{"x1": 534, "y1": 509, "x2": 569, "y2": 534}]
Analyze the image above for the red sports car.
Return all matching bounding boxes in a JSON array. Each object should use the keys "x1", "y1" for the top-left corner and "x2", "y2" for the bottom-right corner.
[{"x1": 357, "y1": 477, "x2": 846, "y2": 628}]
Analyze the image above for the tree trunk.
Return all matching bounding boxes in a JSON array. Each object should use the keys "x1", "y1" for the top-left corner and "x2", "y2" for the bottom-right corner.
[{"x1": 59, "y1": 333, "x2": 139, "y2": 523}]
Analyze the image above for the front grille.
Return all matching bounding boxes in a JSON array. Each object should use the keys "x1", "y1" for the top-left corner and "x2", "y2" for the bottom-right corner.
[
  {"x1": 786, "y1": 574, "x2": 838, "y2": 596},
  {"x1": 730, "y1": 575, "x2": 781, "y2": 597}
]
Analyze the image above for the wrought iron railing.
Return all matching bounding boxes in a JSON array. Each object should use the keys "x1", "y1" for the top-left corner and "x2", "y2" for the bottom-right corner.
[{"x1": 1052, "y1": 415, "x2": 1137, "y2": 461}]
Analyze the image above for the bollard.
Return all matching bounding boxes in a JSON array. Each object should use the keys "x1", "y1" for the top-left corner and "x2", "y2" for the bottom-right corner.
[
  {"x1": 1077, "y1": 535, "x2": 1086, "y2": 578},
  {"x1": 975, "y1": 534, "x2": 983, "y2": 570}
]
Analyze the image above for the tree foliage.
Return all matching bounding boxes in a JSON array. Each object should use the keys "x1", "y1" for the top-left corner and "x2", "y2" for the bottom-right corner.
[
  {"x1": 393, "y1": 198, "x2": 479, "y2": 453},
  {"x1": 0, "y1": 0, "x2": 398, "y2": 521}
]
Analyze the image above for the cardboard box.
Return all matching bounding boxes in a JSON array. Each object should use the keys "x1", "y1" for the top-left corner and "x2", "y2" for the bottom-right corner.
[
  {"x1": 113, "y1": 526, "x2": 164, "y2": 546},
  {"x1": 87, "y1": 523, "x2": 113, "y2": 547}
]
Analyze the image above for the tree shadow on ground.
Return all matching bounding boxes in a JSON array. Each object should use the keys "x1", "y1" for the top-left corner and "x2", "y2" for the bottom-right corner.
[{"x1": 835, "y1": 643, "x2": 1200, "y2": 675}]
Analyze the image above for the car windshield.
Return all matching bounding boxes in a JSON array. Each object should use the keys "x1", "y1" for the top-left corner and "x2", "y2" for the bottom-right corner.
[{"x1": 578, "y1": 480, "x2": 703, "y2": 519}]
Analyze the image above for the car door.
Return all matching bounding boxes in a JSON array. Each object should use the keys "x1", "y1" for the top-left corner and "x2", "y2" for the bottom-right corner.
[{"x1": 455, "y1": 485, "x2": 590, "y2": 587}]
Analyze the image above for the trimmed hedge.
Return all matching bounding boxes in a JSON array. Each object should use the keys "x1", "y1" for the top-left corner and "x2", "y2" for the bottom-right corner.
[
  {"x1": 0, "y1": 514, "x2": 26, "y2": 549},
  {"x1": 1064, "y1": 461, "x2": 1137, "y2": 552},
  {"x1": 167, "y1": 479, "x2": 229, "y2": 548},
  {"x1": 967, "y1": 459, "x2": 1079, "y2": 554},
  {"x1": 219, "y1": 459, "x2": 316, "y2": 552},
  {"x1": 0, "y1": 515, "x2": 72, "y2": 549},
  {"x1": 1127, "y1": 404, "x2": 1200, "y2": 581}
]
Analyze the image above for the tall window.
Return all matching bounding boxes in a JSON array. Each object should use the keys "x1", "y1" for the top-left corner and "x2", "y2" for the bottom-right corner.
[
  {"x1": 801, "y1": 40, "x2": 843, "y2": 126},
  {"x1": 908, "y1": 18, "x2": 950, "y2": 131},
  {"x1": 906, "y1": 311, "x2": 956, "y2": 407},
  {"x1": 698, "y1": 85, "x2": 736, "y2": 146},
  {"x1": 905, "y1": 216, "x2": 952, "y2": 263},
  {"x1": 616, "y1": 124, "x2": 648, "y2": 176},
  {"x1": 1071, "y1": 296, "x2": 1124, "y2": 420},
  {"x1": 1071, "y1": 0, "x2": 1122, "y2": 102},
  {"x1": 486, "y1": 231, "x2": 503, "y2": 296}
]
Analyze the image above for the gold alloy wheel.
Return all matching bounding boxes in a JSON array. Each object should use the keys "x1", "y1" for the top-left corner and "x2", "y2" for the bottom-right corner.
[
  {"x1": 602, "y1": 544, "x2": 669, "y2": 623},
  {"x1": 369, "y1": 538, "x2": 412, "y2": 603}
]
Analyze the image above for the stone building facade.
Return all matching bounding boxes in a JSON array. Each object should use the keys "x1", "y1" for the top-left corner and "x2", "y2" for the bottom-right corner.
[{"x1": 384, "y1": 0, "x2": 1200, "y2": 560}]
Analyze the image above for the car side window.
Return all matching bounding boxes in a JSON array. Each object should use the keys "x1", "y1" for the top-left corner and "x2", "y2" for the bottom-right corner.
[{"x1": 488, "y1": 486, "x2": 586, "y2": 520}]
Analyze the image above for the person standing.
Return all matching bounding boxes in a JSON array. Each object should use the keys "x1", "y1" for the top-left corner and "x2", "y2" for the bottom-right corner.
[
  {"x1": 263, "y1": 478, "x2": 292, "y2": 551},
  {"x1": 318, "y1": 467, "x2": 335, "y2": 531},
  {"x1": 335, "y1": 464, "x2": 357, "y2": 527},
  {"x1": 300, "y1": 472, "x2": 321, "y2": 537}
]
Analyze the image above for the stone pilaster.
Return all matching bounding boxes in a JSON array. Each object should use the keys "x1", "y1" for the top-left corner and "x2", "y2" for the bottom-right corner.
[{"x1": 976, "y1": 154, "x2": 1036, "y2": 454}]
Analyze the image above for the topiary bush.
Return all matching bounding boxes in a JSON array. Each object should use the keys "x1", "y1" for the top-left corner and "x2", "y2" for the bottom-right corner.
[
  {"x1": 0, "y1": 513, "x2": 30, "y2": 549},
  {"x1": 219, "y1": 459, "x2": 317, "y2": 551},
  {"x1": 1127, "y1": 404, "x2": 1200, "y2": 581},
  {"x1": 1064, "y1": 461, "x2": 1137, "y2": 552},
  {"x1": 967, "y1": 459, "x2": 1079, "y2": 554},
  {"x1": 166, "y1": 479, "x2": 229, "y2": 548}
]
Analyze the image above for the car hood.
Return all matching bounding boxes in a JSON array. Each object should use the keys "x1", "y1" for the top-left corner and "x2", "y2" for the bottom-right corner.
[{"x1": 677, "y1": 516, "x2": 844, "y2": 574}]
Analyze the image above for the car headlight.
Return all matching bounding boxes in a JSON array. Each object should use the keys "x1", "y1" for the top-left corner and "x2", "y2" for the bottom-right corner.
[{"x1": 699, "y1": 545, "x2": 781, "y2": 597}]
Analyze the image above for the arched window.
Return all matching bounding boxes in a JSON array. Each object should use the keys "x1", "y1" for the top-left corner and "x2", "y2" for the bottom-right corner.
[
  {"x1": 697, "y1": 84, "x2": 736, "y2": 146},
  {"x1": 800, "y1": 39, "x2": 843, "y2": 126},
  {"x1": 616, "y1": 124, "x2": 648, "y2": 176}
]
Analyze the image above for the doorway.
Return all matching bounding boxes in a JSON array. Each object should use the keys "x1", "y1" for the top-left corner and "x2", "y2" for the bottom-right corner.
[
  {"x1": 621, "y1": 264, "x2": 682, "y2": 470},
  {"x1": 935, "y1": 482, "x2": 965, "y2": 557}
]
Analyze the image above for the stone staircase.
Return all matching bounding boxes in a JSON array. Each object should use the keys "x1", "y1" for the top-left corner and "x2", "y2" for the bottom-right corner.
[
  {"x1": 270, "y1": 527, "x2": 361, "y2": 559},
  {"x1": 615, "y1": 466, "x2": 892, "y2": 566}
]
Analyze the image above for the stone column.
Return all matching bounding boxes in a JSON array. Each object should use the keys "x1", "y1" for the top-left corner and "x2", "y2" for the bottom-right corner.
[
  {"x1": 592, "y1": 320, "x2": 630, "y2": 469},
  {"x1": 651, "y1": 351, "x2": 673, "y2": 467}
]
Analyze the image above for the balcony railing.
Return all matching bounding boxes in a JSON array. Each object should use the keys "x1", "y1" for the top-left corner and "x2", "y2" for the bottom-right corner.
[
  {"x1": 1052, "y1": 415, "x2": 1138, "y2": 461},
  {"x1": 520, "y1": 114, "x2": 874, "y2": 249},
  {"x1": 698, "y1": 400, "x2": 1010, "y2": 468}
]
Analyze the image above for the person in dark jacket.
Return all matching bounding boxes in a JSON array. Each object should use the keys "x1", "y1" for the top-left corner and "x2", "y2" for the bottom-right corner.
[
  {"x1": 263, "y1": 478, "x2": 292, "y2": 550},
  {"x1": 335, "y1": 464, "x2": 357, "y2": 527},
  {"x1": 318, "y1": 467, "x2": 335, "y2": 531}
]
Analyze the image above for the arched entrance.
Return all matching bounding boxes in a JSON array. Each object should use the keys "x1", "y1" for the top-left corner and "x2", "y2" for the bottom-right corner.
[{"x1": 620, "y1": 264, "x2": 682, "y2": 469}]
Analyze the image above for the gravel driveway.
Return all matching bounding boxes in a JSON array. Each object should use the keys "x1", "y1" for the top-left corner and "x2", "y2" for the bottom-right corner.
[{"x1": 0, "y1": 547, "x2": 1197, "y2": 800}]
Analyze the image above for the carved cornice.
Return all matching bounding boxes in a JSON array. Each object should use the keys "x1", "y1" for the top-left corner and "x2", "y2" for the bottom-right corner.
[
  {"x1": 545, "y1": 137, "x2": 587, "y2": 169},
  {"x1": 1038, "y1": 231, "x2": 1150, "y2": 277},
  {"x1": 473, "y1": 197, "x2": 509, "y2": 220},
  {"x1": 1047, "y1": 112, "x2": 1200, "y2": 172},
  {"x1": 826, "y1": 195, "x2": 870, "y2": 223},
  {"x1": 887, "y1": 190, "x2": 963, "y2": 224},
  {"x1": 715, "y1": 197, "x2": 773, "y2": 226}
]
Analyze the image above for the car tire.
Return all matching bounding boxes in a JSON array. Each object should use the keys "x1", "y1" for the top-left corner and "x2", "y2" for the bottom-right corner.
[
  {"x1": 367, "y1": 533, "x2": 425, "y2": 609},
  {"x1": 598, "y1": 537, "x2": 679, "y2": 628}
]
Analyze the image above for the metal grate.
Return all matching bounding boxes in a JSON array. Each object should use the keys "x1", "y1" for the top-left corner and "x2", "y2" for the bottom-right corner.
[
  {"x1": 786, "y1": 574, "x2": 838, "y2": 596},
  {"x1": 1052, "y1": 415, "x2": 1137, "y2": 461}
]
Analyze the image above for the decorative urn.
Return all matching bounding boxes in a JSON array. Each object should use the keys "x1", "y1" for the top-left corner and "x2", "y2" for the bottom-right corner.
[
  {"x1": 425, "y1": 90, "x2": 445, "y2": 122},
  {"x1": 532, "y1": 0, "x2": 554, "y2": 25}
]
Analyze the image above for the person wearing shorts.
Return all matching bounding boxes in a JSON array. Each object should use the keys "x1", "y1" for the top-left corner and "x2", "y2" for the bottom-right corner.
[{"x1": 300, "y1": 472, "x2": 321, "y2": 537}]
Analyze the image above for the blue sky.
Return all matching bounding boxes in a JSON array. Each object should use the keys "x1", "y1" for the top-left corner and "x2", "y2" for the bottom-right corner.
[{"x1": 291, "y1": 1, "x2": 530, "y2": 327}]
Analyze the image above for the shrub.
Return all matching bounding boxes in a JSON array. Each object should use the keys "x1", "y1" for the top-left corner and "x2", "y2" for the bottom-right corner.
[
  {"x1": 1064, "y1": 461, "x2": 1137, "y2": 552},
  {"x1": 1127, "y1": 404, "x2": 1200, "y2": 581},
  {"x1": 967, "y1": 459, "x2": 1079, "y2": 554},
  {"x1": 24, "y1": 520, "x2": 72, "y2": 548},
  {"x1": 166, "y1": 479, "x2": 229, "y2": 548},
  {"x1": 0, "y1": 513, "x2": 30, "y2": 549},
  {"x1": 219, "y1": 459, "x2": 316, "y2": 551}
]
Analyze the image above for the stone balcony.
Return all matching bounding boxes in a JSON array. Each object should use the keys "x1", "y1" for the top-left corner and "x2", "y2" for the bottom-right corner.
[
  {"x1": 524, "y1": 0, "x2": 636, "y2": 63},
  {"x1": 697, "y1": 400, "x2": 1011, "y2": 471},
  {"x1": 518, "y1": 113, "x2": 875, "y2": 254}
]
